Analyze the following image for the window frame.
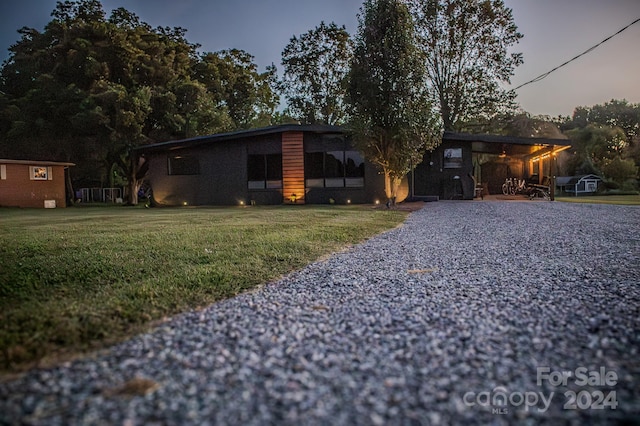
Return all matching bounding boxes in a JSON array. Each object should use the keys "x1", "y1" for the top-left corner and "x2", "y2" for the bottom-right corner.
[
  {"x1": 443, "y1": 148, "x2": 463, "y2": 169},
  {"x1": 168, "y1": 155, "x2": 200, "y2": 176},
  {"x1": 30, "y1": 166, "x2": 51, "y2": 181},
  {"x1": 304, "y1": 150, "x2": 365, "y2": 188},
  {"x1": 247, "y1": 153, "x2": 282, "y2": 190}
]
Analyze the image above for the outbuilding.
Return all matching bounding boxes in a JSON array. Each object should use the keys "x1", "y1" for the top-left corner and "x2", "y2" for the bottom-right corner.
[
  {"x1": 556, "y1": 174, "x2": 603, "y2": 196},
  {"x1": 0, "y1": 159, "x2": 75, "y2": 208}
]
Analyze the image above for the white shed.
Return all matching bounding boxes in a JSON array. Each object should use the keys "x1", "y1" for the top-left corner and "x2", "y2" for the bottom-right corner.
[{"x1": 556, "y1": 174, "x2": 603, "y2": 196}]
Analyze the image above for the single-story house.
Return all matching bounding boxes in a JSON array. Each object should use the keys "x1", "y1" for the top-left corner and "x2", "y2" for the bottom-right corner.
[
  {"x1": 556, "y1": 174, "x2": 603, "y2": 196},
  {"x1": 0, "y1": 159, "x2": 75, "y2": 208},
  {"x1": 136, "y1": 125, "x2": 387, "y2": 206},
  {"x1": 135, "y1": 125, "x2": 572, "y2": 206}
]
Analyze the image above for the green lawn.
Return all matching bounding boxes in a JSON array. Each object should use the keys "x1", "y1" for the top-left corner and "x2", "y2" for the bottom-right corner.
[
  {"x1": 556, "y1": 194, "x2": 640, "y2": 205},
  {"x1": 0, "y1": 205, "x2": 407, "y2": 373}
]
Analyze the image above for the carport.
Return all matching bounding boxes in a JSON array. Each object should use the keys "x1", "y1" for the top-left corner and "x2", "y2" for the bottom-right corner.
[{"x1": 411, "y1": 132, "x2": 572, "y2": 200}]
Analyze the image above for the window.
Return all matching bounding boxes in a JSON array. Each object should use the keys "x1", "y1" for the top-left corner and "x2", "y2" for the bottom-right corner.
[
  {"x1": 168, "y1": 155, "x2": 200, "y2": 175},
  {"x1": 30, "y1": 166, "x2": 51, "y2": 180},
  {"x1": 305, "y1": 151, "x2": 364, "y2": 188},
  {"x1": 248, "y1": 154, "x2": 282, "y2": 189},
  {"x1": 443, "y1": 148, "x2": 463, "y2": 169},
  {"x1": 1, "y1": 164, "x2": 6, "y2": 180}
]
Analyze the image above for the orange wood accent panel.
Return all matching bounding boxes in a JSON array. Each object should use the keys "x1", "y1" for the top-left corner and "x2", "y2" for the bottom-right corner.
[{"x1": 281, "y1": 132, "x2": 305, "y2": 204}]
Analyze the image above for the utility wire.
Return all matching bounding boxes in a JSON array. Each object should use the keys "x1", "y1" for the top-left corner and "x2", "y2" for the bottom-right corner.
[{"x1": 513, "y1": 17, "x2": 640, "y2": 91}]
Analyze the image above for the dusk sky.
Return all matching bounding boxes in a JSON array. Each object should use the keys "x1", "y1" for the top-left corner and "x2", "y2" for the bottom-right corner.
[{"x1": 0, "y1": 0, "x2": 638, "y2": 118}]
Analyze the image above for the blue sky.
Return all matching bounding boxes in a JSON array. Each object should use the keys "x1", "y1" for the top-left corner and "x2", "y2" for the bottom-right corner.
[{"x1": 1, "y1": 0, "x2": 639, "y2": 117}]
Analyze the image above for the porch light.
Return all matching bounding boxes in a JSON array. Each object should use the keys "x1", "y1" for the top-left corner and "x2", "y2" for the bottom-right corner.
[
  {"x1": 498, "y1": 151, "x2": 507, "y2": 158},
  {"x1": 239, "y1": 200, "x2": 245, "y2": 206},
  {"x1": 375, "y1": 199, "x2": 380, "y2": 205},
  {"x1": 347, "y1": 199, "x2": 351, "y2": 204}
]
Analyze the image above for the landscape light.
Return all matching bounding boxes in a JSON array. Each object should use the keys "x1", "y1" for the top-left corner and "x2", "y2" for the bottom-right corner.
[{"x1": 182, "y1": 201, "x2": 188, "y2": 206}]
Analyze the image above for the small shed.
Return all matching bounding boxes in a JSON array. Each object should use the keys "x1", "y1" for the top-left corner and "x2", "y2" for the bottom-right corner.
[
  {"x1": 556, "y1": 174, "x2": 603, "y2": 196},
  {"x1": 0, "y1": 159, "x2": 75, "y2": 208}
]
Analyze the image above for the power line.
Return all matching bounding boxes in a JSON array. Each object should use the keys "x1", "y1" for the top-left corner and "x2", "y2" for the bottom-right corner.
[{"x1": 513, "y1": 17, "x2": 640, "y2": 91}]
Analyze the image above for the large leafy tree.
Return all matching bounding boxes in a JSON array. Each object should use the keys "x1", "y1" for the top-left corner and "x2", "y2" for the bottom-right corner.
[
  {"x1": 565, "y1": 99, "x2": 640, "y2": 143},
  {"x1": 349, "y1": 0, "x2": 441, "y2": 204},
  {"x1": 193, "y1": 49, "x2": 279, "y2": 129},
  {"x1": 0, "y1": 1, "x2": 273, "y2": 204},
  {"x1": 563, "y1": 125, "x2": 627, "y2": 176},
  {"x1": 410, "y1": 0, "x2": 523, "y2": 131},
  {"x1": 280, "y1": 22, "x2": 353, "y2": 125}
]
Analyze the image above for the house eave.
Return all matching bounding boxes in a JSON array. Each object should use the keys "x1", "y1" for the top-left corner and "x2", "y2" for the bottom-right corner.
[{"x1": 135, "y1": 124, "x2": 344, "y2": 154}]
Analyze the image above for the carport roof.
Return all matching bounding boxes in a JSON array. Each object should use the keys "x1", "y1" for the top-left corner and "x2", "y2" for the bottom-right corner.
[{"x1": 444, "y1": 131, "x2": 571, "y2": 156}]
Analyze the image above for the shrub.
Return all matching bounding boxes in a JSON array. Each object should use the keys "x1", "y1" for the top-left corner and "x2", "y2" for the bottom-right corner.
[{"x1": 601, "y1": 157, "x2": 638, "y2": 184}]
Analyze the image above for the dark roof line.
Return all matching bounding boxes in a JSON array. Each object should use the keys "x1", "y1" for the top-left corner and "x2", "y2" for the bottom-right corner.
[
  {"x1": 135, "y1": 125, "x2": 572, "y2": 153},
  {"x1": 135, "y1": 124, "x2": 343, "y2": 152},
  {"x1": 444, "y1": 131, "x2": 571, "y2": 146},
  {"x1": 0, "y1": 159, "x2": 75, "y2": 167}
]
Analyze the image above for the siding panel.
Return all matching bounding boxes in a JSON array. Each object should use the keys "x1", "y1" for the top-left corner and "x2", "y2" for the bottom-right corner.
[{"x1": 281, "y1": 132, "x2": 305, "y2": 204}]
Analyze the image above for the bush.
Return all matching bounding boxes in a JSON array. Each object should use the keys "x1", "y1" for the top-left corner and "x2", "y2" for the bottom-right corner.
[{"x1": 601, "y1": 157, "x2": 638, "y2": 184}]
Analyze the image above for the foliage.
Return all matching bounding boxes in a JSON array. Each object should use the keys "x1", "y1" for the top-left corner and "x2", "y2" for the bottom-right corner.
[
  {"x1": 563, "y1": 125, "x2": 627, "y2": 176},
  {"x1": 280, "y1": 22, "x2": 353, "y2": 125},
  {"x1": 409, "y1": 0, "x2": 523, "y2": 131},
  {"x1": 600, "y1": 156, "x2": 638, "y2": 185},
  {"x1": 0, "y1": 205, "x2": 407, "y2": 373},
  {"x1": 193, "y1": 49, "x2": 279, "y2": 129},
  {"x1": 459, "y1": 111, "x2": 567, "y2": 139},
  {"x1": 563, "y1": 99, "x2": 640, "y2": 143},
  {"x1": 561, "y1": 99, "x2": 640, "y2": 176},
  {"x1": 348, "y1": 0, "x2": 441, "y2": 202},
  {"x1": 556, "y1": 100, "x2": 640, "y2": 179}
]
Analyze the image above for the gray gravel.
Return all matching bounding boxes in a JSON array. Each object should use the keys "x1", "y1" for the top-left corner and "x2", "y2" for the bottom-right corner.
[{"x1": 1, "y1": 201, "x2": 639, "y2": 425}]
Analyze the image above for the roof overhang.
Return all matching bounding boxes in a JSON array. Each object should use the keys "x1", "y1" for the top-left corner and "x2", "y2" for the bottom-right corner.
[
  {"x1": 443, "y1": 131, "x2": 571, "y2": 157},
  {"x1": 135, "y1": 124, "x2": 344, "y2": 154},
  {"x1": 0, "y1": 159, "x2": 75, "y2": 167}
]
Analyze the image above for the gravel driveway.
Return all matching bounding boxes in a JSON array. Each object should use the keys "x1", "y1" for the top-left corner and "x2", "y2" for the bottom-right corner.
[{"x1": 1, "y1": 201, "x2": 639, "y2": 425}]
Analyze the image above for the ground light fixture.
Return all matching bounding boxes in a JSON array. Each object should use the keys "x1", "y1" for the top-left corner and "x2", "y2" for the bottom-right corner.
[{"x1": 290, "y1": 193, "x2": 297, "y2": 203}]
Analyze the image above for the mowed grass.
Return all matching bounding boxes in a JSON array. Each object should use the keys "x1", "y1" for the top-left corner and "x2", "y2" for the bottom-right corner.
[
  {"x1": 556, "y1": 194, "x2": 640, "y2": 205},
  {"x1": 0, "y1": 205, "x2": 408, "y2": 373}
]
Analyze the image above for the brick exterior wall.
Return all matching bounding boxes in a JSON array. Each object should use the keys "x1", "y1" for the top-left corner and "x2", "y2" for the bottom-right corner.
[{"x1": 0, "y1": 163, "x2": 68, "y2": 208}]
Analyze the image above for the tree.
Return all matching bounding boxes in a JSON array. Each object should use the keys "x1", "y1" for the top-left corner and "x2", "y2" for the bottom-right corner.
[
  {"x1": 280, "y1": 22, "x2": 353, "y2": 125},
  {"x1": 458, "y1": 111, "x2": 567, "y2": 139},
  {"x1": 192, "y1": 49, "x2": 279, "y2": 129},
  {"x1": 1, "y1": 1, "x2": 260, "y2": 204},
  {"x1": 410, "y1": 0, "x2": 523, "y2": 131},
  {"x1": 563, "y1": 125, "x2": 627, "y2": 176},
  {"x1": 600, "y1": 156, "x2": 638, "y2": 186},
  {"x1": 349, "y1": 0, "x2": 441, "y2": 204}
]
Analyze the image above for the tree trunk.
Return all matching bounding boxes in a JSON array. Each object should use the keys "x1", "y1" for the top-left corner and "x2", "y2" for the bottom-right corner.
[
  {"x1": 383, "y1": 170, "x2": 403, "y2": 207},
  {"x1": 127, "y1": 178, "x2": 140, "y2": 206},
  {"x1": 126, "y1": 154, "x2": 147, "y2": 205}
]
